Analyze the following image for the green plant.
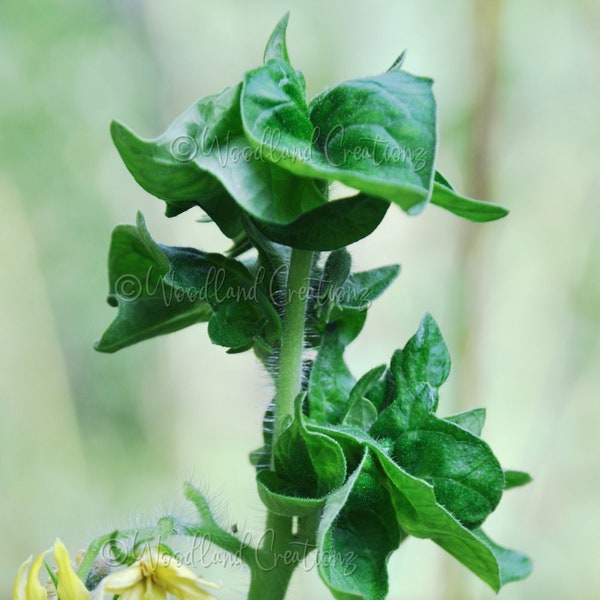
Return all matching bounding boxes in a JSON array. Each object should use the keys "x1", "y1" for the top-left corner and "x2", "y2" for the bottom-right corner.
[{"x1": 13, "y1": 14, "x2": 531, "y2": 600}]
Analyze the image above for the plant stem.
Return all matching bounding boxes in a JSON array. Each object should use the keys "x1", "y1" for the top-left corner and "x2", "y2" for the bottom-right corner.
[
  {"x1": 247, "y1": 248, "x2": 314, "y2": 600},
  {"x1": 273, "y1": 248, "x2": 313, "y2": 442}
]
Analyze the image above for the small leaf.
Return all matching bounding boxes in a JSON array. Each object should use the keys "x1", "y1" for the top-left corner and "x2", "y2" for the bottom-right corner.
[
  {"x1": 504, "y1": 470, "x2": 533, "y2": 490},
  {"x1": 308, "y1": 325, "x2": 355, "y2": 425},
  {"x1": 400, "y1": 312, "x2": 451, "y2": 390},
  {"x1": 336, "y1": 264, "x2": 401, "y2": 312},
  {"x1": 343, "y1": 365, "x2": 387, "y2": 429},
  {"x1": 269, "y1": 394, "x2": 346, "y2": 508},
  {"x1": 317, "y1": 450, "x2": 403, "y2": 600},
  {"x1": 256, "y1": 470, "x2": 328, "y2": 517},
  {"x1": 445, "y1": 408, "x2": 486, "y2": 436},
  {"x1": 431, "y1": 172, "x2": 509, "y2": 222},
  {"x1": 263, "y1": 13, "x2": 291, "y2": 64}
]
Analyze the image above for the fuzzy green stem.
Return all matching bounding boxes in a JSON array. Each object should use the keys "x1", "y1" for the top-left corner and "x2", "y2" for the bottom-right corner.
[{"x1": 273, "y1": 248, "x2": 313, "y2": 443}]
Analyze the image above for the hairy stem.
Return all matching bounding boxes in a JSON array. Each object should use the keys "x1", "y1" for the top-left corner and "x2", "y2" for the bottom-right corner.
[
  {"x1": 273, "y1": 248, "x2": 313, "y2": 443},
  {"x1": 248, "y1": 248, "x2": 314, "y2": 600}
]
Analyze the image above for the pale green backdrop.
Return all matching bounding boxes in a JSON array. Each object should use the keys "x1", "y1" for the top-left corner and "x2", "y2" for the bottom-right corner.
[{"x1": 1, "y1": 0, "x2": 599, "y2": 598}]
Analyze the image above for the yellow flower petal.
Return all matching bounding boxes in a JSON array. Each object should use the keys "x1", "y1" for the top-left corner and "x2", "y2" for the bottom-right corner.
[
  {"x1": 101, "y1": 563, "x2": 143, "y2": 593},
  {"x1": 101, "y1": 549, "x2": 219, "y2": 600},
  {"x1": 13, "y1": 553, "x2": 47, "y2": 600},
  {"x1": 53, "y1": 539, "x2": 90, "y2": 600}
]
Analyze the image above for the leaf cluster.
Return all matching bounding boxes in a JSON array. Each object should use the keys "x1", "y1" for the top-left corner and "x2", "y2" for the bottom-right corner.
[{"x1": 255, "y1": 312, "x2": 531, "y2": 598}]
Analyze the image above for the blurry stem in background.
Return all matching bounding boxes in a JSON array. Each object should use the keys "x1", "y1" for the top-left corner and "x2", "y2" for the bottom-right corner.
[
  {"x1": 455, "y1": 0, "x2": 503, "y2": 412},
  {"x1": 446, "y1": 0, "x2": 504, "y2": 598}
]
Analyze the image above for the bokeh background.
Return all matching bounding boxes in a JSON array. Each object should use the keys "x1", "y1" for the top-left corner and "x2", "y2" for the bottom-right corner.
[{"x1": 1, "y1": 0, "x2": 599, "y2": 598}]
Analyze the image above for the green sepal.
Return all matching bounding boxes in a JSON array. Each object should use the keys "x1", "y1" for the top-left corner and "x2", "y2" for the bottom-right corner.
[
  {"x1": 95, "y1": 213, "x2": 281, "y2": 353},
  {"x1": 431, "y1": 171, "x2": 509, "y2": 222},
  {"x1": 317, "y1": 450, "x2": 404, "y2": 600},
  {"x1": 504, "y1": 470, "x2": 533, "y2": 490}
]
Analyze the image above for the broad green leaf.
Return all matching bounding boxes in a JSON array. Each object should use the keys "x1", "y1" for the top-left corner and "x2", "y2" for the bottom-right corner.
[
  {"x1": 309, "y1": 424, "x2": 530, "y2": 592},
  {"x1": 110, "y1": 117, "x2": 243, "y2": 239},
  {"x1": 95, "y1": 213, "x2": 281, "y2": 353},
  {"x1": 242, "y1": 57, "x2": 437, "y2": 214},
  {"x1": 372, "y1": 387, "x2": 503, "y2": 528},
  {"x1": 268, "y1": 394, "x2": 346, "y2": 508},
  {"x1": 254, "y1": 193, "x2": 389, "y2": 250},
  {"x1": 94, "y1": 216, "x2": 212, "y2": 353},
  {"x1": 114, "y1": 84, "x2": 329, "y2": 231},
  {"x1": 308, "y1": 325, "x2": 355, "y2": 425},
  {"x1": 317, "y1": 450, "x2": 403, "y2": 600},
  {"x1": 446, "y1": 408, "x2": 486, "y2": 436},
  {"x1": 431, "y1": 171, "x2": 509, "y2": 222},
  {"x1": 504, "y1": 470, "x2": 533, "y2": 490}
]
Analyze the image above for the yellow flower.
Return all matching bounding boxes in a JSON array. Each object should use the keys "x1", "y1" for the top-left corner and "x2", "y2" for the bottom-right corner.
[
  {"x1": 101, "y1": 549, "x2": 220, "y2": 600},
  {"x1": 13, "y1": 539, "x2": 90, "y2": 600}
]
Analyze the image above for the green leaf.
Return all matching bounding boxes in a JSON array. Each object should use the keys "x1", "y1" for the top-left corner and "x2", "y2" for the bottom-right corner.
[
  {"x1": 398, "y1": 312, "x2": 451, "y2": 390},
  {"x1": 94, "y1": 216, "x2": 212, "y2": 353},
  {"x1": 242, "y1": 57, "x2": 437, "y2": 214},
  {"x1": 309, "y1": 425, "x2": 530, "y2": 592},
  {"x1": 445, "y1": 408, "x2": 486, "y2": 436},
  {"x1": 371, "y1": 387, "x2": 504, "y2": 528},
  {"x1": 253, "y1": 193, "x2": 389, "y2": 250},
  {"x1": 256, "y1": 470, "x2": 328, "y2": 517},
  {"x1": 317, "y1": 450, "x2": 403, "y2": 600},
  {"x1": 270, "y1": 394, "x2": 346, "y2": 502},
  {"x1": 336, "y1": 264, "x2": 401, "y2": 312},
  {"x1": 308, "y1": 325, "x2": 355, "y2": 425},
  {"x1": 263, "y1": 13, "x2": 290, "y2": 64},
  {"x1": 343, "y1": 365, "x2": 387, "y2": 429},
  {"x1": 431, "y1": 172, "x2": 509, "y2": 222},
  {"x1": 110, "y1": 117, "x2": 243, "y2": 239},
  {"x1": 95, "y1": 213, "x2": 281, "y2": 353},
  {"x1": 504, "y1": 470, "x2": 533, "y2": 490}
]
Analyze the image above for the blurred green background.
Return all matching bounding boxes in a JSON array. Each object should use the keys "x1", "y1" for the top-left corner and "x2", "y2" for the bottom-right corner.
[{"x1": 1, "y1": 0, "x2": 599, "y2": 598}]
